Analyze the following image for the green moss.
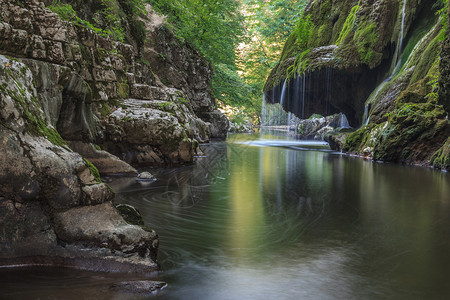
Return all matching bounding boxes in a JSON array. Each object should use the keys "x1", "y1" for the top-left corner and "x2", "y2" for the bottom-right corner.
[
  {"x1": 396, "y1": 79, "x2": 431, "y2": 105},
  {"x1": 96, "y1": 47, "x2": 109, "y2": 63},
  {"x1": 279, "y1": 32, "x2": 300, "y2": 63},
  {"x1": 99, "y1": 103, "x2": 112, "y2": 117},
  {"x1": 36, "y1": 118, "x2": 67, "y2": 147},
  {"x1": 343, "y1": 123, "x2": 376, "y2": 152},
  {"x1": 6, "y1": 81, "x2": 67, "y2": 148},
  {"x1": 336, "y1": 4, "x2": 360, "y2": 45},
  {"x1": 287, "y1": 49, "x2": 310, "y2": 78},
  {"x1": 410, "y1": 32, "x2": 441, "y2": 84},
  {"x1": 424, "y1": 57, "x2": 440, "y2": 103},
  {"x1": 373, "y1": 103, "x2": 448, "y2": 161},
  {"x1": 115, "y1": 204, "x2": 145, "y2": 226},
  {"x1": 309, "y1": 113, "x2": 324, "y2": 119},
  {"x1": 354, "y1": 21, "x2": 379, "y2": 67},
  {"x1": 117, "y1": 82, "x2": 129, "y2": 99},
  {"x1": 130, "y1": 19, "x2": 146, "y2": 49},
  {"x1": 83, "y1": 158, "x2": 101, "y2": 183},
  {"x1": 431, "y1": 137, "x2": 450, "y2": 170},
  {"x1": 294, "y1": 14, "x2": 313, "y2": 50}
]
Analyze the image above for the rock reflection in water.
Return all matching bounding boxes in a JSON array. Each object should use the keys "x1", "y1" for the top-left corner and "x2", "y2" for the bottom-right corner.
[
  {"x1": 111, "y1": 133, "x2": 450, "y2": 300},
  {"x1": 3, "y1": 133, "x2": 450, "y2": 299}
]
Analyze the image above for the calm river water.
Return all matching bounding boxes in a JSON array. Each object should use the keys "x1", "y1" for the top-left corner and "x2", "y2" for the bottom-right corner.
[{"x1": 2, "y1": 132, "x2": 450, "y2": 299}]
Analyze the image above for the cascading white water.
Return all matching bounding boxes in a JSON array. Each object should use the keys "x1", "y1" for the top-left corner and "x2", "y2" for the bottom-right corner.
[
  {"x1": 280, "y1": 79, "x2": 287, "y2": 107},
  {"x1": 302, "y1": 75, "x2": 306, "y2": 119},
  {"x1": 339, "y1": 113, "x2": 351, "y2": 128},
  {"x1": 399, "y1": 0, "x2": 407, "y2": 58}
]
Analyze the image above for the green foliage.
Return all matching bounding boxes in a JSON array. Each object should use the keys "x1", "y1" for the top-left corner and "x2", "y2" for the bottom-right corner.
[
  {"x1": 49, "y1": 0, "x2": 147, "y2": 45},
  {"x1": 430, "y1": 137, "x2": 450, "y2": 170},
  {"x1": 336, "y1": 4, "x2": 360, "y2": 45},
  {"x1": 48, "y1": 0, "x2": 124, "y2": 41},
  {"x1": 309, "y1": 113, "x2": 324, "y2": 119},
  {"x1": 343, "y1": 124, "x2": 375, "y2": 153},
  {"x1": 212, "y1": 64, "x2": 252, "y2": 107},
  {"x1": 425, "y1": 58, "x2": 440, "y2": 102},
  {"x1": 288, "y1": 49, "x2": 310, "y2": 78},
  {"x1": 354, "y1": 21, "x2": 378, "y2": 67},
  {"x1": 150, "y1": 0, "x2": 244, "y2": 67},
  {"x1": 438, "y1": 0, "x2": 449, "y2": 41},
  {"x1": 294, "y1": 15, "x2": 313, "y2": 50}
]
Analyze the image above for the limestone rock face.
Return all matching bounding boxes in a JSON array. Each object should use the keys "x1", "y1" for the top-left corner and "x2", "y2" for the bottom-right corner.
[
  {"x1": 0, "y1": 0, "x2": 229, "y2": 273},
  {"x1": 67, "y1": 141, "x2": 137, "y2": 176},
  {"x1": 102, "y1": 94, "x2": 207, "y2": 166},
  {"x1": 0, "y1": 0, "x2": 229, "y2": 169},
  {"x1": 0, "y1": 55, "x2": 158, "y2": 272}
]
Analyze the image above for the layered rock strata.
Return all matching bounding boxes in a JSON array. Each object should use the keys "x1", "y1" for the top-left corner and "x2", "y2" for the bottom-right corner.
[{"x1": 0, "y1": 0, "x2": 228, "y2": 276}]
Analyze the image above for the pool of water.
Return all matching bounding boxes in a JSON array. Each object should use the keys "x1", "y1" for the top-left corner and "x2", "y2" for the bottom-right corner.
[{"x1": 2, "y1": 132, "x2": 450, "y2": 299}]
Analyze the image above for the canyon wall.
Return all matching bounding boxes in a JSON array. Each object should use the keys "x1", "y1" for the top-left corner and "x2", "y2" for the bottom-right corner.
[{"x1": 0, "y1": 0, "x2": 228, "y2": 272}]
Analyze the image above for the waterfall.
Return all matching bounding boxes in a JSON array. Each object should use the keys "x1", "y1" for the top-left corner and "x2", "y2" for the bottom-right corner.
[
  {"x1": 399, "y1": 0, "x2": 407, "y2": 58},
  {"x1": 261, "y1": 95, "x2": 267, "y2": 126},
  {"x1": 326, "y1": 67, "x2": 332, "y2": 116},
  {"x1": 339, "y1": 113, "x2": 350, "y2": 128},
  {"x1": 302, "y1": 75, "x2": 306, "y2": 119},
  {"x1": 280, "y1": 79, "x2": 287, "y2": 107}
]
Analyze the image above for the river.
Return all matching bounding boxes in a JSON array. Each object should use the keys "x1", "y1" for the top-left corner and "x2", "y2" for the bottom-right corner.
[{"x1": 2, "y1": 132, "x2": 450, "y2": 299}]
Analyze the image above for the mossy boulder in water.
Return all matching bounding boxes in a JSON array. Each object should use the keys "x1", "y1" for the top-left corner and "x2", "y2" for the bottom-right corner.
[
  {"x1": 116, "y1": 204, "x2": 145, "y2": 226},
  {"x1": 431, "y1": 137, "x2": 450, "y2": 170},
  {"x1": 373, "y1": 103, "x2": 449, "y2": 163}
]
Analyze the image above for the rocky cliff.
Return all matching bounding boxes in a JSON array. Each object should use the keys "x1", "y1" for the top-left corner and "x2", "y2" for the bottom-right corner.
[
  {"x1": 265, "y1": 0, "x2": 450, "y2": 169},
  {"x1": 0, "y1": 0, "x2": 228, "y2": 275}
]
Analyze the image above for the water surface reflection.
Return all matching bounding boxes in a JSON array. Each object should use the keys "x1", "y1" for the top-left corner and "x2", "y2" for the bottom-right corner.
[
  {"x1": 2, "y1": 132, "x2": 450, "y2": 299},
  {"x1": 112, "y1": 133, "x2": 450, "y2": 299}
]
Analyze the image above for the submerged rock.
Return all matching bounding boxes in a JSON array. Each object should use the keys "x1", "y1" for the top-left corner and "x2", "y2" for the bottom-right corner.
[
  {"x1": 110, "y1": 280, "x2": 167, "y2": 295},
  {"x1": 137, "y1": 172, "x2": 155, "y2": 181}
]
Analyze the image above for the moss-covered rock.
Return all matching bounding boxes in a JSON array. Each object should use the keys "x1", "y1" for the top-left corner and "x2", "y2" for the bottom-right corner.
[
  {"x1": 431, "y1": 137, "x2": 450, "y2": 170},
  {"x1": 373, "y1": 103, "x2": 449, "y2": 163},
  {"x1": 115, "y1": 204, "x2": 145, "y2": 226}
]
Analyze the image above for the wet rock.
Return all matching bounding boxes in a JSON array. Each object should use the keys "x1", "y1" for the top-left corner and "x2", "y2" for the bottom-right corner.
[
  {"x1": 54, "y1": 203, "x2": 158, "y2": 261},
  {"x1": 116, "y1": 204, "x2": 145, "y2": 226},
  {"x1": 137, "y1": 172, "x2": 155, "y2": 181},
  {"x1": 431, "y1": 137, "x2": 450, "y2": 171},
  {"x1": 67, "y1": 141, "x2": 137, "y2": 176},
  {"x1": 326, "y1": 132, "x2": 349, "y2": 152},
  {"x1": 200, "y1": 110, "x2": 230, "y2": 139},
  {"x1": 110, "y1": 280, "x2": 167, "y2": 295},
  {"x1": 81, "y1": 183, "x2": 114, "y2": 206},
  {"x1": 0, "y1": 198, "x2": 57, "y2": 257},
  {"x1": 298, "y1": 113, "x2": 351, "y2": 140}
]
